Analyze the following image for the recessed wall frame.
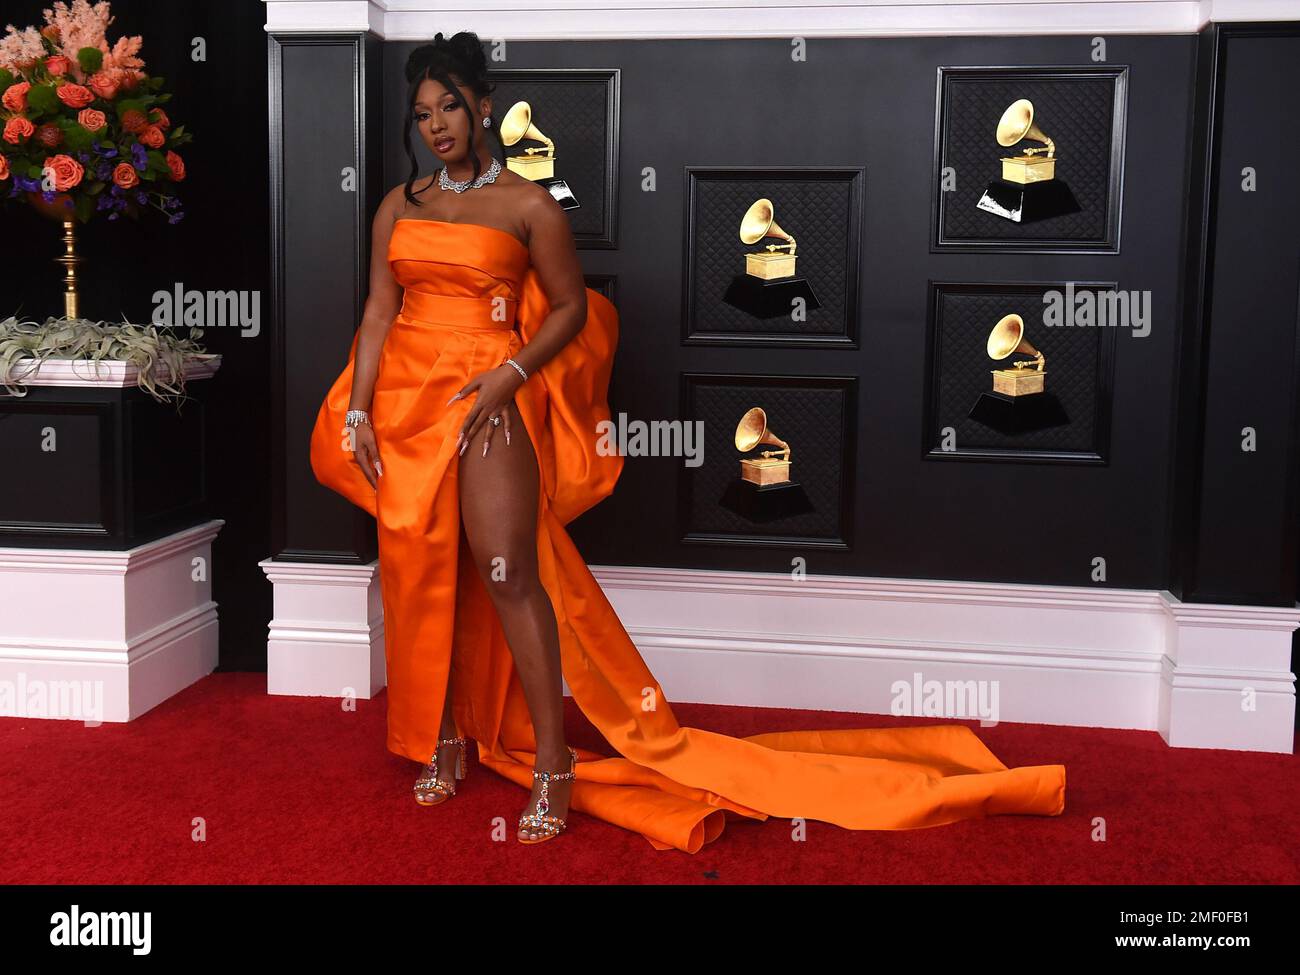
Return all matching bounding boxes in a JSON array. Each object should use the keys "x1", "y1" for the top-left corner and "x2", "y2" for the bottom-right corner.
[
  {"x1": 922, "y1": 280, "x2": 1118, "y2": 464},
  {"x1": 931, "y1": 65, "x2": 1128, "y2": 254},
  {"x1": 683, "y1": 167, "x2": 865, "y2": 348},
  {"x1": 486, "y1": 67, "x2": 620, "y2": 248}
]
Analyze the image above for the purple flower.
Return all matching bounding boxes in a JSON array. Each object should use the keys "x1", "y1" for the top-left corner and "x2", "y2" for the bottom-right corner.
[
  {"x1": 131, "y1": 143, "x2": 147, "y2": 171},
  {"x1": 108, "y1": 212, "x2": 118, "y2": 221},
  {"x1": 93, "y1": 143, "x2": 117, "y2": 158},
  {"x1": 135, "y1": 190, "x2": 147, "y2": 205},
  {"x1": 168, "y1": 212, "x2": 185, "y2": 224},
  {"x1": 41, "y1": 189, "x2": 56, "y2": 203},
  {"x1": 15, "y1": 175, "x2": 40, "y2": 193}
]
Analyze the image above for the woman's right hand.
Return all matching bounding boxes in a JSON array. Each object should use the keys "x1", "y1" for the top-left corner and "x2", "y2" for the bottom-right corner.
[{"x1": 348, "y1": 421, "x2": 383, "y2": 489}]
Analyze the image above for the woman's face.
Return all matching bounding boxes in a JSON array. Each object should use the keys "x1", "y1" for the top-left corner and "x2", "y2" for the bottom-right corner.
[{"x1": 412, "y1": 76, "x2": 487, "y2": 162}]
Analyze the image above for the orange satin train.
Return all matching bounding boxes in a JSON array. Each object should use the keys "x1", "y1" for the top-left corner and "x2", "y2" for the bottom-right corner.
[{"x1": 308, "y1": 218, "x2": 1066, "y2": 853}]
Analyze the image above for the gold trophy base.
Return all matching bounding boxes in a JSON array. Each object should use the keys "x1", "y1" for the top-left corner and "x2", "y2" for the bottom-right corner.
[
  {"x1": 1001, "y1": 155, "x2": 1056, "y2": 184},
  {"x1": 740, "y1": 457, "x2": 791, "y2": 486},
  {"x1": 744, "y1": 251, "x2": 796, "y2": 280},
  {"x1": 991, "y1": 368, "x2": 1046, "y2": 396},
  {"x1": 506, "y1": 153, "x2": 555, "y2": 181}
]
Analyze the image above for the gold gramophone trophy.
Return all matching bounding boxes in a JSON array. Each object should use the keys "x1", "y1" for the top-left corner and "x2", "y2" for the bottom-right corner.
[
  {"x1": 975, "y1": 98, "x2": 1080, "y2": 223},
  {"x1": 741, "y1": 199, "x2": 797, "y2": 280},
  {"x1": 736, "y1": 406, "x2": 791, "y2": 485},
  {"x1": 499, "y1": 100, "x2": 579, "y2": 209},
  {"x1": 718, "y1": 406, "x2": 815, "y2": 523},
  {"x1": 967, "y1": 312, "x2": 1069, "y2": 433},
  {"x1": 721, "y1": 199, "x2": 821, "y2": 318},
  {"x1": 987, "y1": 313, "x2": 1046, "y2": 396}
]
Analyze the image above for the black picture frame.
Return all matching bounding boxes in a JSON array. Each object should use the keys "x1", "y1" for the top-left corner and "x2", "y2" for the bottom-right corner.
[
  {"x1": 678, "y1": 372, "x2": 856, "y2": 549},
  {"x1": 683, "y1": 167, "x2": 865, "y2": 348},
  {"x1": 486, "y1": 68, "x2": 620, "y2": 249},
  {"x1": 922, "y1": 280, "x2": 1118, "y2": 464},
  {"x1": 931, "y1": 65, "x2": 1129, "y2": 254}
]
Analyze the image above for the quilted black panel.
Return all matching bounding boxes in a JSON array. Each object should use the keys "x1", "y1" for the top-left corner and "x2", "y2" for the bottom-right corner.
[
  {"x1": 935, "y1": 67, "x2": 1125, "y2": 248},
  {"x1": 489, "y1": 72, "x2": 613, "y2": 241},
  {"x1": 925, "y1": 283, "x2": 1116, "y2": 458},
  {"x1": 686, "y1": 170, "x2": 861, "y2": 343},
  {"x1": 681, "y1": 376, "x2": 853, "y2": 543}
]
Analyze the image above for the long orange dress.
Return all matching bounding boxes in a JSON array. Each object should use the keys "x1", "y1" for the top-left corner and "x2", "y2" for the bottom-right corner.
[{"x1": 308, "y1": 218, "x2": 1067, "y2": 853}]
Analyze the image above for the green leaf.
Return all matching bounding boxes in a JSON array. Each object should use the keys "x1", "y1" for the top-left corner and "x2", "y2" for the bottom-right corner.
[
  {"x1": 155, "y1": 93, "x2": 171, "y2": 104},
  {"x1": 74, "y1": 193, "x2": 94, "y2": 223},
  {"x1": 62, "y1": 126, "x2": 93, "y2": 151},
  {"x1": 145, "y1": 149, "x2": 169, "y2": 175},
  {"x1": 26, "y1": 84, "x2": 58, "y2": 115},
  {"x1": 0, "y1": 69, "x2": 14, "y2": 89},
  {"x1": 76, "y1": 47, "x2": 103, "y2": 74},
  {"x1": 116, "y1": 98, "x2": 147, "y2": 119},
  {"x1": 87, "y1": 181, "x2": 105, "y2": 195},
  {"x1": 26, "y1": 164, "x2": 42, "y2": 179}
]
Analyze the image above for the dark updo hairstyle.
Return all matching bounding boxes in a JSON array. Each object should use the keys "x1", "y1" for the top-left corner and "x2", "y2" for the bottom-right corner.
[{"x1": 402, "y1": 31, "x2": 498, "y2": 206}]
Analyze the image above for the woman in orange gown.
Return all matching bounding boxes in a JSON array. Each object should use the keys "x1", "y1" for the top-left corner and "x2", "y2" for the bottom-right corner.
[{"x1": 309, "y1": 33, "x2": 1066, "y2": 853}]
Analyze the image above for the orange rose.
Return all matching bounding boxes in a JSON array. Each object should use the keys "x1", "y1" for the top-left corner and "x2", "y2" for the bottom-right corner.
[
  {"x1": 0, "y1": 155, "x2": 9, "y2": 180},
  {"x1": 112, "y1": 162, "x2": 140, "y2": 189},
  {"x1": 88, "y1": 71, "x2": 119, "y2": 100},
  {"x1": 2, "y1": 81, "x2": 30, "y2": 112},
  {"x1": 120, "y1": 109, "x2": 147, "y2": 134},
  {"x1": 3, "y1": 117, "x2": 35, "y2": 144},
  {"x1": 77, "y1": 108, "x2": 106, "y2": 133},
  {"x1": 137, "y1": 124, "x2": 165, "y2": 149},
  {"x1": 45, "y1": 55, "x2": 72, "y2": 77},
  {"x1": 148, "y1": 108, "x2": 170, "y2": 130},
  {"x1": 35, "y1": 123, "x2": 62, "y2": 149},
  {"x1": 165, "y1": 150, "x2": 185, "y2": 181},
  {"x1": 45, "y1": 154, "x2": 84, "y2": 191},
  {"x1": 55, "y1": 84, "x2": 94, "y2": 109}
]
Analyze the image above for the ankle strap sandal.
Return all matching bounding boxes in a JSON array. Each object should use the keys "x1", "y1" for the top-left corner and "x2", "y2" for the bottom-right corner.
[
  {"x1": 517, "y1": 745, "x2": 577, "y2": 844},
  {"x1": 414, "y1": 736, "x2": 468, "y2": 806}
]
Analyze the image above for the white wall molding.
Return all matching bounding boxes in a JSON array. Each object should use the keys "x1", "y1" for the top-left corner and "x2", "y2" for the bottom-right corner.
[
  {"x1": 264, "y1": 0, "x2": 1300, "y2": 39},
  {"x1": 0, "y1": 520, "x2": 224, "y2": 723},
  {"x1": 590, "y1": 565, "x2": 1299, "y2": 753},
  {"x1": 260, "y1": 558, "x2": 386, "y2": 700}
]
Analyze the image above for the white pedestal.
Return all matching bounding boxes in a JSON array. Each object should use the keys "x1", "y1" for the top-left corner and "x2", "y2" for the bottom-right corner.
[
  {"x1": 259, "y1": 558, "x2": 385, "y2": 699},
  {"x1": 0, "y1": 520, "x2": 223, "y2": 723}
]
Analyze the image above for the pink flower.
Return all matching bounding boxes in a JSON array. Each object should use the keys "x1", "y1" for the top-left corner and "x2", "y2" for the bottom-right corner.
[
  {"x1": 1, "y1": 81, "x2": 30, "y2": 112},
  {"x1": 120, "y1": 108, "x2": 146, "y2": 134},
  {"x1": 165, "y1": 150, "x2": 184, "y2": 181},
  {"x1": 77, "y1": 108, "x2": 106, "y2": 132},
  {"x1": 2, "y1": 117, "x2": 35, "y2": 144},
  {"x1": 0, "y1": 25, "x2": 45, "y2": 72},
  {"x1": 87, "y1": 71, "x2": 118, "y2": 100},
  {"x1": 0, "y1": 154, "x2": 9, "y2": 181},
  {"x1": 148, "y1": 107, "x2": 170, "y2": 130},
  {"x1": 35, "y1": 123, "x2": 63, "y2": 149},
  {"x1": 45, "y1": 55, "x2": 73, "y2": 77},
  {"x1": 56, "y1": 83, "x2": 94, "y2": 109},
  {"x1": 137, "y1": 124, "x2": 164, "y2": 149},
  {"x1": 112, "y1": 161, "x2": 139, "y2": 189},
  {"x1": 45, "y1": 153, "x2": 84, "y2": 191}
]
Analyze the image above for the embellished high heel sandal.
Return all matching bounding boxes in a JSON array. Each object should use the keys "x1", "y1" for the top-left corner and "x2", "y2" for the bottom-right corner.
[
  {"x1": 413, "y1": 735, "x2": 469, "y2": 806},
  {"x1": 517, "y1": 745, "x2": 578, "y2": 844}
]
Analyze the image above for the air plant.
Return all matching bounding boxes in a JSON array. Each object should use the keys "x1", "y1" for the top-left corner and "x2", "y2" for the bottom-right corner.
[{"x1": 0, "y1": 314, "x2": 215, "y2": 404}]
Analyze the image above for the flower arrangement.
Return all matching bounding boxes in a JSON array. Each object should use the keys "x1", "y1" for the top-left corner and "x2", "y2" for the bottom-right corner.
[{"x1": 0, "y1": 0, "x2": 191, "y2": 224}]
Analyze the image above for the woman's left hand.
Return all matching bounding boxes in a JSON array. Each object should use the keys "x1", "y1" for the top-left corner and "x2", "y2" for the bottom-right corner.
[{"x1": 450, "y1": 364, "x2": 524, "y2": 457}]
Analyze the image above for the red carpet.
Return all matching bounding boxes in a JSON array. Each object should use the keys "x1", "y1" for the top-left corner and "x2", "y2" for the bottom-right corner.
[{"x1": 1, "y1": 672, "x2": 1295, "y2": 884}]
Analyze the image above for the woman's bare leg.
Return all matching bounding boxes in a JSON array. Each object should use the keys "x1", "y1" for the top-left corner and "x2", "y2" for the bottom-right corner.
[{"x1": 456, "y1": 397, "x2": 573, "y2": 840}]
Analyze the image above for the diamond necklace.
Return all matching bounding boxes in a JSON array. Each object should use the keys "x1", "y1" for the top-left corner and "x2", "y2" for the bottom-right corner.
[{"x1": 438, "y1": 157, "x2": 502, "y2": 193}]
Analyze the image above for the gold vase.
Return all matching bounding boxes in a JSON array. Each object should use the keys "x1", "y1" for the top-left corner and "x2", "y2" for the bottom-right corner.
[{"x1": 27, "y1": 192, "x2": 82, "y2": 320}]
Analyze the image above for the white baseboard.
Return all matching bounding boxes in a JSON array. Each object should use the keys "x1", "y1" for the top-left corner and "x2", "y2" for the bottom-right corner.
[
  {"x1": 590, "y1": 566, "x2": 1299, "y2": 754},
  {"x1": 259, "y1": 558, "x2": 385, "y2": 700},
  {"x1": 259, "y1": 556, "x2": 1297, "y2": 754},
  {"x1": 0, "y1": 521, "x2": 224, "y2": 723}
]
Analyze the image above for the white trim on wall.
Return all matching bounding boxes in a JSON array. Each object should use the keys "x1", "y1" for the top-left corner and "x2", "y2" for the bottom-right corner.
[
  {"x1": 263, "y1": 0, "x2": 1300, "y2": 38},
  {"x1": 260, "y1": 559, "x2": 1298, "y2": 753}
]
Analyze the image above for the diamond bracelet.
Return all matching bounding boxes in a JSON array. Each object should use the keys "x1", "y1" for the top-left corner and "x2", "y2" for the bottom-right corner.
[
  {"x1": 344, "y1": 410, "x2": 371, "y2": 428},
  {"x1": 503, "y1": 358, "x2": 528, "y2": 383}
]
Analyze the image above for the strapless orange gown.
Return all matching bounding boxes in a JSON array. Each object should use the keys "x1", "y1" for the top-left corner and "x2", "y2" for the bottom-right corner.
[{"x1": 308, "y1": 218, "x2": 1066, "y2": 852}]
